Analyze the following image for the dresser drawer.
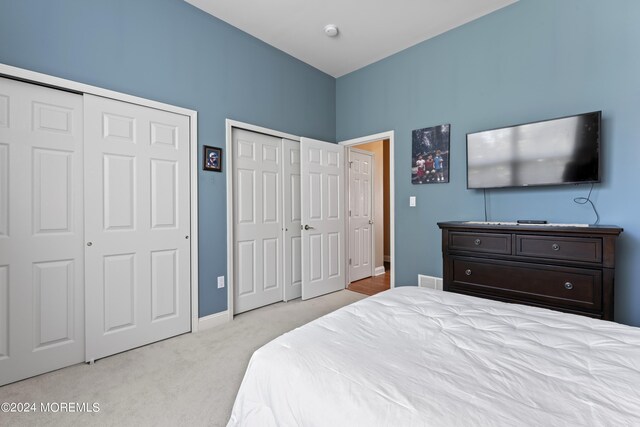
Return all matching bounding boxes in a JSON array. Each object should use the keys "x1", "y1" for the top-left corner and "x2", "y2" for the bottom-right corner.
[
  {"x1": 449, "y1": 232, "x2": 512, "y2": 255},
  {"x1": 450, "y1": 257, "x2": 602, "y2": 311},
  {"x1": 516, "y1": 235, "x2": 602, "y2": 263}
]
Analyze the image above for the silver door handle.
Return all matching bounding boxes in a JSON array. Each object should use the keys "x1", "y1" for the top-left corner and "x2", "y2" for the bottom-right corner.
[
  {"x1": 303, "y1": 224, "x2": 315, "y2": 230},
  {"x1": 369, "y1": 219, "x2": 374, "y2": 225}
]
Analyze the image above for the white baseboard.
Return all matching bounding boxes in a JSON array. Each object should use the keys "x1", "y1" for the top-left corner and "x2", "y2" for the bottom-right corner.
[
  {"x1": 374, "y1": 266, "x2": 386, "y2": 276},
  {"x1": 384, "y1": 255, "x2": 390, "y2": 263},
  {"x1": 197, "y1": 310, "x2": 230, "y2": 332}
]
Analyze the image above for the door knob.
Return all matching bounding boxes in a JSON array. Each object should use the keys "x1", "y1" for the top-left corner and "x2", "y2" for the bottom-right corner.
[
  {"x1": 369, "y1": 219, "x2": 374, "y2": 225},
  {"x1": 87, "y1": 242, "x2": 93, "y2": 247},
  {"x1": 304, "y1": 224, "x2": 315, "y2": 230}
]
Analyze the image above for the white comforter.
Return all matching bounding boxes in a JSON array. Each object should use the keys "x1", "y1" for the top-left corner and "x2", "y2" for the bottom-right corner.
[{"x1": 228, "y1": 287, "x2": 640, "y2": 426}]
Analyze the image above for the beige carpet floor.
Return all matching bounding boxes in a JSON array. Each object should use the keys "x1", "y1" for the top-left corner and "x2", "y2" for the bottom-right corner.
[{"x1": 0, "y1": 290, "x2": 365, "y2": 427}]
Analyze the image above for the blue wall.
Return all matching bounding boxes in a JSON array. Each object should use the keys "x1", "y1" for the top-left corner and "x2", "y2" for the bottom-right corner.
[
  {"x1": 337, "y1": 0, "x2": 640, "y2": 326},
  {"x1": 0, "y1": 0, "x2": 336, "y2": 317},
  {"x1": 2, "y1": 0, "x2": 639, "y2": 326}
]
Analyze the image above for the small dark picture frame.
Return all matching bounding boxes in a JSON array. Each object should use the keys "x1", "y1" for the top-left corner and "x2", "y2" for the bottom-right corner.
[{"x1": 203, "y1": 146, "x2": 222, "y2": 172}]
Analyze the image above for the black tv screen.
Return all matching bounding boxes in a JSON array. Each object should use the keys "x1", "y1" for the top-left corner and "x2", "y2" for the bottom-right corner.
[{"x1": 467, "y1": 111, "x2": 601, "y2": 189}]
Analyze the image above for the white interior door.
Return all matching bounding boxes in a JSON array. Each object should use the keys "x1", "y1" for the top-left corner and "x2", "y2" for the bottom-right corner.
[
  {"x1": 0, "y1": 77, "x2": 85, "y2": 385},
  {"x1": 233, "y1": 129, "x2": 283, "y2": 314},
  {"x1": 84, "y1": 94, "x2": 191, "y2": 362},
  {"x1": 282, "y1": 138, "x2": 302, "y2": 301},
  {"x1": 348, "y1": 148, "x2": 374, "y2": 282},
  {"x1": 300, "y1": 137, "x2": 345, "y2": 300}
]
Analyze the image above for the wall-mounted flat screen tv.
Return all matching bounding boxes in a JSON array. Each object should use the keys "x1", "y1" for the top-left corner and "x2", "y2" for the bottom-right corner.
[{"x1": 467, "y1": 111, "x2": 601, "y2": 189}]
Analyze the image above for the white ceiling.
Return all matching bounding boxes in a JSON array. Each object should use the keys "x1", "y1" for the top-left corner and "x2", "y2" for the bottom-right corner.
[{"x1": 185, "y1": 0, "x2": 517, "y2": 77}]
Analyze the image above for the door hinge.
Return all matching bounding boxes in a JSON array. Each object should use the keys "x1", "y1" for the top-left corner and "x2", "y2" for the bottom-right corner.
[
  {"x1": 348, "y1": 161, "x2": 353, "y2": 168},
  {"x1": 349, "y1": 258, "x2": 352, "y2": 265},
  {"x1": 349, "y1": 210, "x2": 351, "y2": 216}
]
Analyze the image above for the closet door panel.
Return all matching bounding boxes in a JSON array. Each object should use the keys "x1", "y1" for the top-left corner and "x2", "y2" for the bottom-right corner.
[
  {"x1": 300, "y1": 138, "x2": 346, "y2": 300},
  {"x1": 84, "y1": 95, "x2": 190, "y2": 362},
  {"x1": 283, "y1": 138, "x2": 302, "y2": 301},
  {"x1": 0, "y1": 77, "x2": 84, "y2": 386},
  {"x1": 233, "y1": 129, "x2": 283, "y2": 313}
]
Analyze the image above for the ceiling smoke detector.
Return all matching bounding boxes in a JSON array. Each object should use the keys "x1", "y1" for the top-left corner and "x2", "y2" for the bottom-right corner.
[{"x1": 324, "y1": 24, "x2": 339, "y2": 37}]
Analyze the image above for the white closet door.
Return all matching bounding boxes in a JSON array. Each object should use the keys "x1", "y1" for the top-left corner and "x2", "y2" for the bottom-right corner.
[
  {"x1": 282, "y1": 138, "x2": 301, "y2": 301},
  {"x1": 349, "y1": 149, "x2": 374, "y2": 282},
  {"x1": 300, "y1": 137, "x2": 346, "y2": 300},
  {"x1": 233, "y1": 129, "x2": 283, "y2": 314},
  {"x1": 84, "y1": 94, "x2": 190, "y2": 362},
  {"x1": 0, "y1": 77, "x2": 84, "y2": 385}
]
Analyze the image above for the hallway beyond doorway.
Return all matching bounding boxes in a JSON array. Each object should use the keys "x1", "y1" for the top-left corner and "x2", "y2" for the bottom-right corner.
[{"x1": 347, "y1": 262, "x2": 391, "y2": 296}]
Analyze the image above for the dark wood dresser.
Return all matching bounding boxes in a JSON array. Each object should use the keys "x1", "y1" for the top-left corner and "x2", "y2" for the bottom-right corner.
[{"x1": 438, "y1": 221, "x2": 623, "y2": 320}]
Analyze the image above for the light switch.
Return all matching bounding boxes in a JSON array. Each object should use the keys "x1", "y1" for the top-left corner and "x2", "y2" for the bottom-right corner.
[
  {"x1": 409, "y1": 196, "x2": 416, "y2": 207},
  {"x1": 217, "y1": 276, "x2": 225, "y2": 289}
]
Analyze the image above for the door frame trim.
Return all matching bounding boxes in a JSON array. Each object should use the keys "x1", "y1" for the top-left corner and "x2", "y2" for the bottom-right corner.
[
  {"x1": 339, "y1": 131, "x2": 395, "y2": 289},
  {"x1": 0, "y1": 63, "x2": 201, "y2": 333},
  {"x1": 225, "y1": 119, "x2": 300, "y2": 320}
]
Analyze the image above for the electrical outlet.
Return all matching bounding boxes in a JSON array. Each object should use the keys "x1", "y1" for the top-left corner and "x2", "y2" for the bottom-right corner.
[{"x1": 217, "y1": 276, "x2": 225, "y2": 289}]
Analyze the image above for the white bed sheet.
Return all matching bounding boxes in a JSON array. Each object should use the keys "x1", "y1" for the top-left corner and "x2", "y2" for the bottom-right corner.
[{"x1": 228, "y1": 287, "x2": 640, "y2": 426}]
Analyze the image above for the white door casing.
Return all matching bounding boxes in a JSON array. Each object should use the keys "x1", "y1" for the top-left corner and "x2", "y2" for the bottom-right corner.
[
  {"x1": 233, "y1": 129, "x2": 283, "y2": 314},
  {"x1": 339, "y1": 131, "x2": 395, "y2": 289},
  {"x1": 84, "y1": 94, "x2": 191, "y2": 362},
  {"x1": 300, "y1": 137, "x2": 346, "y2": 300},
  {"x1": 348, "y1": 148, "x2": 374, "y2": 282},
  {"x1": 282, "y1": 138, "x2": 302, "y2": 301},
  {"x1": 0, "y1": 77, "x2": 85, "y2": 385}
]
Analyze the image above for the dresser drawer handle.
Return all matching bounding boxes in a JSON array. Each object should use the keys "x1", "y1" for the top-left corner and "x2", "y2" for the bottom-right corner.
[
  {"x1": 465, "y1": 269, "x2": 472, "y2": 276},
  {"x1": 474, "y1": 239, "x2": 482, "y2": 246},
  {"x1": 564, "y1": 282, "x2": 574, "y2": 290},
  {"x1": 552, "y1": 243, "x2": 560, "y2": 251}
]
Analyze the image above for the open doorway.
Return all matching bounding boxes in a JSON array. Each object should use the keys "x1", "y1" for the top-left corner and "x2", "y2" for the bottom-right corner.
[{"x1": 343, "y1": 137, "x2": 392, "y2": 296}]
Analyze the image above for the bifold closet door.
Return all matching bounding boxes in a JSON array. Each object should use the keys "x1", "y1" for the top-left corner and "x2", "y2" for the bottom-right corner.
[
  {"x1": 0, "y1": 77, "x2": 85, "y2": 386},
  {"x1": 300, "y1": 137, "x2": 346, "y2": 300},
  {"x1": 84, "y1": 95, "x2": 190, "y2": 362},
  {"x1": 282, "y1": 138, "x2": 302, "y2": 301},
  {"x1": 233, "y1": 129, "x2": 283, "y2": 314}
]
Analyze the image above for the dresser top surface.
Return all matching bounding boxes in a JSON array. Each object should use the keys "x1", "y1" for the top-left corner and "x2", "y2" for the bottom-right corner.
[{"x1": 438, "y1": 221, "x2": 623, "y2": 236}]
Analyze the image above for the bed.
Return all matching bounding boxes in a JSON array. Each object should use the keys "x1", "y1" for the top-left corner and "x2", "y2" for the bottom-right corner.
[{"x1": 228, "y1": 287, "x2": 640, "y2": 426}]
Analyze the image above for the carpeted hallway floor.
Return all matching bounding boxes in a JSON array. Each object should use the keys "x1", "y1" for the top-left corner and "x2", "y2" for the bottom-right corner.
[{"x1": 0, "y1": 290, "x2": 365, "y2": 427}]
